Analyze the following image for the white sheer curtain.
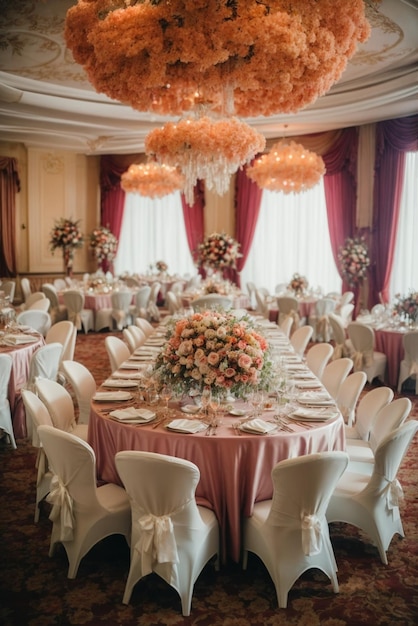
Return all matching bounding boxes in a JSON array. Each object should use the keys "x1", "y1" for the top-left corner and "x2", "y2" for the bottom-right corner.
[
  {"x1": 389, "y1": 151, "x2": 418, "y2": 298},
  {"x1": 114, "y1": 192, "x2": 196, "y2": 277},
  {"x1": 240, "y1": 181, "x2": 342, "y2": 295}
]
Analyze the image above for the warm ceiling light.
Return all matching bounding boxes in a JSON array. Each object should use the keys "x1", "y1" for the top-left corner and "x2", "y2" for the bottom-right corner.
[
  {"x1": 247, "y1": 140, "x2": 326, "y2": 194},
  {"x1": 120, "y1": 162, "x2": 185, "y2": 198},
  {"x1": 145, "y1": 116, "x2": 266, "y2": 205},
  {"x1": 65, "y1": 0, "x2": 371, "y2": 117}
]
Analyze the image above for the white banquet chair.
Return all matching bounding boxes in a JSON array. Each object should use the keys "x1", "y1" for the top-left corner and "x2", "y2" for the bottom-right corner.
[
  {"x1": 115, "y1": 450, "x2": 219, "y2": 616},
  {"x1": 339, "y1": 303, "x2": 355, "y2": 327},
  {"x1": 20, "y1": 277, "x2": 32, "y2": 303},
  {"x1": 38, "y1": 425, "x2": 131, "y2": 579},
  {"x1": 328, "y1": 313, "x2": 350, "y2": 360},
  {"x1": 21, "y1": 389, "x2": 54, "y2": 521},
  {"x1": 309, "y1": 297, "x2": 336, "y2": 342},
  {"x1": 62, "y1": 290, "x2": 94, "y2": 334},
  {"x1": 326, "y1": 420, "x2": 418, "y2": 564},
  {"x1": 279, "y1": 316, "x2": 293, "y2": 339},
  {"x1": 129, "y1": 285, "x2": 151, "y2": 319},
  {"x1": 1, "y1": 280, "x2": 16, "y2": 303},
  {"x1": 306, "y1": 343, "x2": 334, "y2": 380},
  {"x1": 35, "y1": 378, "x2": 89, "y2": 441},
  {"x1": 26, "y1": 297, "x2": 50, "y2": 312},
  {"x1": 290, "y1": 326, "x2": 313, "y2": 358},
  {"x1": 41, "y1": 283, "x2": 68, "y2": 324},
  {"x1": 166, "y1": 290, "x2": 182, "y2": 315},
  {"x1": 242, "y1": 451, "x2": 349, "y2": 608},
  {"x1": 321, "y1": 357, "x2": 353, "y2": 399},
  {"x1": 344, "y1": 386, "x2": 394, "y2": 441},
  {"x1": 61, "y1": 361, "x2": 97, "y2": 425},
  {"x1": 192, "y1": 294, "x2": 232, "y2": 311},
  {"x1": 16, "y1": 310, "x2": 51, "y2": 336},
  {"x1": 335, "y1": 371, "x2": 367, "y2": 426},
  {"x1": 135, "y1": 317, "x2": 155, "y2": 337},
  {"x1": 347, "y1": 322, "x2": 387, "y2": 384},
  {"x1": 276, "y1": 295, "x2": 302, "y2": 331},
  {"x1": 21, "y1": 291, "x2": 47, "y2": 311},
  {"x1": 105, "y1": 336, "x2": 131, "y2": 373},
  {"x1": 397, "y1": 331, "x2": 418, "y2": 394},
  {"x1": 45, "y1": 320, "x2": 75, "y2": 367},
  {"x1": 0, "y1": 354, "x2": 16, "y2": 449}
]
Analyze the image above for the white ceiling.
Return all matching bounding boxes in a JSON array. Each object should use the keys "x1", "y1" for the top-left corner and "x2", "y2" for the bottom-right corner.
[{"x1": 0, "y1": 0, "x2": 417, "y2": 155}]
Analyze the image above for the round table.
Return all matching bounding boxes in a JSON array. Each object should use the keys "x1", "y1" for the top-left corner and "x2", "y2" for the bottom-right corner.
[
  {"x1": 0, "y1": 331, "x2": 44, "y2": 438},
  {"x1": 88, "y1": 400, "x2": 345, "y2": 562}
]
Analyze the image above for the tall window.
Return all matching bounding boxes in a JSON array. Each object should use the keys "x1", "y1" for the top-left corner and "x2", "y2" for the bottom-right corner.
[
  {"x1": 240, "y1": 181, "x2": 342, "y2": 295},
  {"x1": 114, "y1": 192, "x2": 196, "y2": 277},
  {"x1": 389, "y1": 151, "x2": 418, "y2": 298}
]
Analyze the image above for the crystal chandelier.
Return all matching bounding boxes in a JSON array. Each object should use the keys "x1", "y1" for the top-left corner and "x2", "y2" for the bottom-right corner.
[
  {"x1": 120, "y1": 162, "x2": 185, "y2": 198},
  {"x1": 145, "y1": 116, "x2": 266, "y2": 205},
  {"x1": 247, "y1": 141, "x2": 326, "y2": 194}
]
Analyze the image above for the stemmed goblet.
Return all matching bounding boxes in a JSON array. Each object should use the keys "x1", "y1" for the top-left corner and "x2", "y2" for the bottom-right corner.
[{"x1": 160, "y1": 385, "x2": 172, "y2": 418}]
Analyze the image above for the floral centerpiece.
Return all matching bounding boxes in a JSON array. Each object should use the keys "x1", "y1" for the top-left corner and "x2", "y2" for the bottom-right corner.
[
  {"x1": 89, "y1": 226, "x2": 118, "y2": 272},
  {"x1": 153, "y1": 310, "x2": 273, "y2": 399},
  {"x1": 288, "y1": 273, "x2": 308, "y2": 295},
  {"x1": 155, "y1": 260, "x2": 168, "y2": 273},
  {"x1": 197, "y1": 232, "x2": 241, "y2": 272},
  {"x1": 393, "y1": 291, "x2": 418, "y2": 323},
  {"x1": 338, "y1": 236, "x2": 370, "y2": 287},
  {"x1": 49, "y1": 217, "x2": 84, "y2": 277}
]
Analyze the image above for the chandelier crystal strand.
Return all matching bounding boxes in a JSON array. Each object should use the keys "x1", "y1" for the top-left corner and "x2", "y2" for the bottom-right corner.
[
  {"x1": 247, "y1": 141, "x2": 326, "y2": 194},
  {"x1": 120, "y1": 162, "x2": 185, "y2": 198},
  {"x1": 65, "y1": 0, "x2": 371, "y2": 117},
  {"x1": 145, "y1": 116, "x2": 266, "y2": 205}
]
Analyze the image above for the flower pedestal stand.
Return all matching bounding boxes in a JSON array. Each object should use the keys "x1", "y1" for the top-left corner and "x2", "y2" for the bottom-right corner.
[{"x1": 63, "y1": 248, "x2": 74, "y2": 279}]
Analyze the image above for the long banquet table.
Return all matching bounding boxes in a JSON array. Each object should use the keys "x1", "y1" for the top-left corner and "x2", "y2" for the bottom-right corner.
[{"x1": 88, "y1": 318, "x2": 345, "y2": 562}]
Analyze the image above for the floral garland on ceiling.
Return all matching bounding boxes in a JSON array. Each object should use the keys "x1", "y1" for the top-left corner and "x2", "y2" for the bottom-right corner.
[
  {"x1": 247, "y1": 140, "x2": 326, "y2": 194},
  {"x1": 65, "y1": 0, "x2": 371, "y2": 117},
  {"x1": 120, "y1": 162, "x2": 185, "y2": 198},
  {"x1": 338, "y1": 236, "x2": 370, "y2": 287},
  {"x1": 145, "y1": 116, "x2": 265, "y2": 205}
]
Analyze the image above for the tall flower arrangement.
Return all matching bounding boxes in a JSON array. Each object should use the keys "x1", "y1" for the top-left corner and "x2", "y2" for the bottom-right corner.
[
  {"x1": 49, "y1": 217, "x2": 84, "y2": 276},
  {"x1": 338, "y1": 236, "x2": 370, "y2": 287},
  {"x1": 288, "y1": 273, "x2": 308, "y2": 295},
  {"x1": 393, "y1": 291, "x2": 418, "y2": 322},
  {"x1": 198, "y1": 232, "x2": 241, "y2": 271},
  {"x1": 89, "y1": 226, "x2": 118, "y2": 272},
  {"x1": 153, "y1": 310, "x2": 273, "y2": 398}
]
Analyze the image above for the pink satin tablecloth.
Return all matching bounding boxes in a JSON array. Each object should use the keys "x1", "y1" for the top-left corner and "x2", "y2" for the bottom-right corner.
[
  {"x1": 374, "y1": 328, "x2": 405, "y2": 388},
  {"x1": 88, "y1": 402, "x2": 345, "y2": 562},
  {"x1": 1, "y1": 334, "x2": 44, "y2": 438}
]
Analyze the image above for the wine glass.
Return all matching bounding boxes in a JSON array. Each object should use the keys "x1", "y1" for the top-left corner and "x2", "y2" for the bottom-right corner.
[
  {"x1": 209, "y1": 395, "x2": 221, "y2": 424},
  {"x1": 160, "y1": 385, "x2": 172, "y2": 417},
  {"x1": 201, "y1": 387, "x2": 211, "y2": 419},
  {"x1": 249, "y1": 388, "x2": 264, "y2": 418}
]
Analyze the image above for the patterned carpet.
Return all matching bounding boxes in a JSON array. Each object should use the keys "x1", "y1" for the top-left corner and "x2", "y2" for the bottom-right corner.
[{"x1": 0, "y1": 330, "x2": 417, "y2": 625}]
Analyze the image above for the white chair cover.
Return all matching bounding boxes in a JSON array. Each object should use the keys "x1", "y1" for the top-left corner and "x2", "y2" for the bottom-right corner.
[
  {"x1": 111, "y1": 290, "x2": 133, "y2": 330},
  {"x1": 41, "y1": 283, "x2": 68, "y2": 324},
  {"x1": 105, "y1": 336, "x2": 131, "y2": 373},
  {"x1": 344, "y1": 386, "x2": 393, "y2": 441},
  {"x1": 306, "y1": 343, "x2": 334, "y2": 380},
  {"x1": 347, "y1": 322, "x2": 387, "y2": 384},
  {"x1": 16, "y1": 310, "x2": 52, "y2": 336},
  {"x1": 328, "y1": 313, "x2": 349, "y2": 360},
  {"x1": 115, "y1": 450, "x2": 219, "y2": 616},
  {"x1": 327, "y1": 420, "x2": 418, "y2": 564},
  {"x1": 135, "y1": 317, "x2": 155, "y2": 337},
  {"x1": 290, "y1": 326, "x2": 313, "y2": 358},
  {"x1": 192, "y1": 295, "x2": 233, "y2": 312},
  {"x1": 321, "y1": 358, "x2": 353, "y2": 399},
  {"x1": 27, "y1": 342, "x2": 63, "y2": 392},
  {"x1": 310, "y1": 297, "x2": 336, "y2": 342},
  {"x1": 243, "y1": 451, "x2": 349, "y2": 608},
  {"x1": 61, "y1": 360, "x2": 96, "y2": 425},
  {"x1": 38, "y1": 425, "x2": 131, "y2": 578},
  {"x1": 335, "y1": 371, "x2": 367, "y2": 426},
  {"x1": 0, "y1": 354, "x2": 16, "y2": 449},
  {"x1": 35, "y1": 378, "x2": 88, "y2": 441},
  {"x1": 397, "y1": 330, "x2": 418, "y2": 394},
  {"x1": 62, "y1": 290, "x2": 94, "y2": 333},
  {"x1": 129, "y1": 285, "x2": 151, "y2": 319}
]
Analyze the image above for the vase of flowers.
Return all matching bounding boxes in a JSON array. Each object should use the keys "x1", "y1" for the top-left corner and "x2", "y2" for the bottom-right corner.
[
  {"x1": 89, "y1": 226, "x2": 118, "y2": 273},
  {"x1": 338, "y1": 236, "x2": 370, "y2": 287},
  {"x1": 197, "y1": 233, "x2": 242, "y2": 279},
  {"x1": 393, "y1": 291, "x2": 418, "y2": 326},
  {"x1": 153, "y1": 310, "x2": 273, "y2": 399},
  {"x1": 155, "y1": 260, "x2": 168, "y2": 275},
  {"x1": 49, "y1": 217, "x2": 84, "y2": 278},
  {"x1": 288, "y1": 273, "x2": 308, "y2": 296}
]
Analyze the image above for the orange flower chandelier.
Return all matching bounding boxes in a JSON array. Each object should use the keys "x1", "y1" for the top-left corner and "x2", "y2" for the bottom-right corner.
[
  {"x1": 120, "y1": 162, "x2": 185, "y2": 198},
  {"x1": 247, "y1": 141, "x2": 326, "y2": 194},
  {"x1": 65, "y1": 0, "x2": 371, "y2": 118},
  {"x1": 145, "y1": 116, "x2": 265, "y2": 205}
]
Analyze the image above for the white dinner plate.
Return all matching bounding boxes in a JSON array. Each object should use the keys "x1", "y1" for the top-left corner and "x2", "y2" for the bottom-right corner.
[
  {"x1": 239, "y1": 419, "x2": 277, "y2": 434},
  {"x1": 180, "y1": 404, "x2": 201, "y2": 414},
  {"x1": 228, "y1": 408, "x2": 247, "y2": 417}
]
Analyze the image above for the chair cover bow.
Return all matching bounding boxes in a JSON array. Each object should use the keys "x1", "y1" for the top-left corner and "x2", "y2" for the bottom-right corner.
[
  {"x1": 136, "y1": 513, "x2": 179, "y2": 576},
  {"x1": 333, "y1": 342, "x2": 344, "y2": 360},
  {"x1": 353, "y1": 349, "x2": 374, "y2": 371},
  {"x1": 385, "y1": 478, "x2": 404, "y2": 511},
  {"x1": 68, "y1": 310, "x2": 82, "y2": 330},
  {"x1": 301, "y1": 513, "x2": 322, "y2": 555},
  {"x1": 316, "y1": 315, "x2": 330, "y2": 342},
  {"x1": 46, "y1": 474, "x2": 75, "y2": 541}
]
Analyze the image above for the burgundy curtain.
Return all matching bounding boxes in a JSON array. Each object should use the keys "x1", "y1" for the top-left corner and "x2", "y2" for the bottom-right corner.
[
  {"x1": 230, "y1": 164, "x2": 263, "y2": 287},
  {"x1": 322, "y1": 127, "x2": 359, "y2": 291},
  {"x1": 180, "y1": 180, "x2": 205, "y2": 265},
  {"x1": 0, "y1": 157, "x2": 20, "y2": 276},
  {"x1": 369, "y1": 115, "x2": 418, "y2": 306},
  {"x1": 100, "y1": 155, "x2": 137, "y2": 243}
]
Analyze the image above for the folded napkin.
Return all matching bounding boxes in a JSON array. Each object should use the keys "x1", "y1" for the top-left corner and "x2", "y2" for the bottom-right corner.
[
  {"x1": 93, "y1": 391, "x2": 132, "y2": 402},
  {"x1": 297, "y1": 393, "x2": 335, "y2": 406},
  {"x1": 109, "y1": 407, "x2": 156, "y2": 423},
  {"x1": 290, "y1": 408, "x2": 338, "y2": 421},
  {"x1": 180, "y1": 404, "x2": 201, "y2": 414},
  {"x1": 239, "y1": 418, "x2": 277, "y2": 434},
  {"x1": 3, "y1": 333, "x2": 38, "y2": 345},
  {"x1": 285, "y1": 364, "x2": 308, "y2": 371},
  {"x1": 167, "y1": 419, "x2": 207, "y2": 434},
  {"x1": 102, "y1": 378, "x2": 138, "y2": 388},
  {"x1": 120, "y1": 361, "x2": 149, "y2": 369},
  {"x1": 144, "y1": 339, "x2": 165, "y2": 346},
  {"x1": 295, "y1": 381, "x2": 323, "y2": 389},
  {"x1": 112, "y1": 371, "x2": 143, "y2": 379}
]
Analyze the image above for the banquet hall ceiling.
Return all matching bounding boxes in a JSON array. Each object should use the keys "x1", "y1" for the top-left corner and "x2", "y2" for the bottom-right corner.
[{"x1": 0, "y1": 0, "x2": 417, "y2": 155}]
